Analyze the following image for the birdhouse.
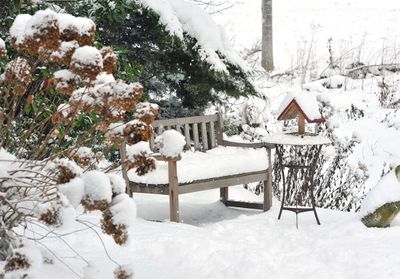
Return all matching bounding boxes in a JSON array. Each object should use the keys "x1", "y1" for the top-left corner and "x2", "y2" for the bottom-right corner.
[{"x1": 277, "y1": 93, "x2": 325, "y2": 134}]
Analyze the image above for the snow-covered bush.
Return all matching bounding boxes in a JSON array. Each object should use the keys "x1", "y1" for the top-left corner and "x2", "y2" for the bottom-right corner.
[
  {"x1": 113, "y1": 264, "x2": 135, "y2": 279},
  {"x1": 0, "y1": 9, "x2": 154, "y2": 276},
  {"x1": 155, "y1": 130, "x2": 186, "y2": 158},
  {"x1": 377, "y1": 75, "x2": 400, "y2": 109},
  {"x1": 0, "y1": 8, "x2": 158, "y2": 169}
]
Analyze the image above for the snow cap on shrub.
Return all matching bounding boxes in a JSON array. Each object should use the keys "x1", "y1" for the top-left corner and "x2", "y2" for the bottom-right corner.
[
  {"x1": 107, "y1": 173, "x2": 127, "y2": 196},
  {"x1": 156, "y1": 130, "x2": 186, "y2": 158},
  {"x1": 58, "y1": 177, "x2": 85, "y2": 208},
  {"x1": 82, "y1": 170, "x2": 112, "y2": 211},
  {"x1": 4, "y1": 242, "x2": 42, "y2": 277}
]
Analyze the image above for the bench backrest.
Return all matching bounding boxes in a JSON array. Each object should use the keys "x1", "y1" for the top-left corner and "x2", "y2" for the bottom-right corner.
[{"x1": 150, "y1": 113, "x2": 222, "y2": 152}]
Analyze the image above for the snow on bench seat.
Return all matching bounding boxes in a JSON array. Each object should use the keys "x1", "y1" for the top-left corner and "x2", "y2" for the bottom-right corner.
[{"x1": 128, "y1": 146, "x2": 269, "y2": 185}]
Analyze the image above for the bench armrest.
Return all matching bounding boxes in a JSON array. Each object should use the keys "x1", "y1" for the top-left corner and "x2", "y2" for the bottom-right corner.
[
  {"x1": 151, "y1": 153, "x2": 182, "y2": 161},
  {"x1": 219, "y1": 140, "x2": 275, "y2": 149}
]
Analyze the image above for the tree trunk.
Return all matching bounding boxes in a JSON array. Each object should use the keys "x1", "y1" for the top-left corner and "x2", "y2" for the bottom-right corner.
[{"x1": 261, "y1": 0, "x2": 274, "y2": 71}]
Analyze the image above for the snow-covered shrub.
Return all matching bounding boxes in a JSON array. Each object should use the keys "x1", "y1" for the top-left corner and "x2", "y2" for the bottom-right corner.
[
  {"x1": 126, "y1": 141, "x2": 156, "y2": 176},
  {"x1": 155, "y1": 130, "x2": 186, "y2": 158},
  {"x1": 108, "y1": 173, "x2": 127, "y2": 197},
  {"x1": 0, "y1": 10, "x2": 147, "y2": 274},
  {"x1": 4, "y1": 242, "x2": 42, "y2": 278},
  {"x1": 70, "y1": 147, "x2": 95, "y2": 168},
  {"x1": 377, "y1": 76, "x2": 400, "y2": 109},
  {"x1": 0, "y1": 8, "x2": 158, "y2": 173},
  {"x1": 101, "y1": 193, "x2": 136, "y2": 245},
  {"x1": 114, "y1": 264, "x2": 135, "y2": 279},
  {"x1": 81, "y1": 170, "x2": 113, "y2": 211}
]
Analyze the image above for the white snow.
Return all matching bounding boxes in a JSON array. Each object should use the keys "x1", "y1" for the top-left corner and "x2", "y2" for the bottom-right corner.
[
  {"x1": 276, "y1": 92, "x2": 323, "y2": 121},
  {"x1": 126, "y1": 141, "x2": 152, "y2": 157},
  {"x1": 23, "y1": 9, "x2": 58, "y2": 38},
  {"x1": 261, "y1": 133, "x2": 331, "y2": 146},
  {"x1": 71, "y1": 46, "x2": 103, "y2": 67},
  {"x1": 5, "y1": 242, "x2": 43, "y2": 278},
  {"x1": 58, "y1": 177, "x2": 85, "y2": 208},
  {"x1": 128, "y1": 146, "x2": 268, "y2": 184},
  {"x1": 109, "y1": 193, "x2": 137, "y2": 226},
  {"x1": 155, "y1": 130, "x2": 186, "y2": 158},
  {"x1": 360, "y1": 169, "x2": 400, "y2": 215},
  {"x1": 0, "y1": 38, "x2": 5, "y2": 49},
  {"x1": 9, "y1": 14, "x2": 32, "y2": 44},
  {"x1": 82, "y1": 171, "x2": 112, "y2": 203},
  {"x1": 132, "y1": 0, "x2": 247, "y2": 73},
  {"x1": 74, "y1": 147, "x2": 94, "y2": 159},
  {"x1": 56, "y1": 103, "x2": 71, "y2": 118},
  {"x1": 58, "y1": 13, "x2": 95, "y2": 36},
  {"x1": 22, "y1": 187, "x2": 400, "y2": 279},
  {"x1": 107, "y1": 173, "x2": 126, "y2": 195},
  {"x1": 53, "y1": 69, "x2": 75, "y2": 80}
]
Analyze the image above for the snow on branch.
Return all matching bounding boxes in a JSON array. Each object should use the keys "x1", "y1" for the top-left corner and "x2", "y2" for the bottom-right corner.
[{"x1": 132, "y1": 0, "x2": 248, "y2": 73}]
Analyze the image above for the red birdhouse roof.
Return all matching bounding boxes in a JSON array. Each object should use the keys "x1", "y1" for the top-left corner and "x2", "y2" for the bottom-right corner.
[{"x1": 277, "y1": 93, "x2": 325, "y2": 123}]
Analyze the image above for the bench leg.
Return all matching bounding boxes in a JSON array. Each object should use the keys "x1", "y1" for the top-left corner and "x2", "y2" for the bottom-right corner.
[
  {"x1": 264, "y1": 149, "x2": 273, "y2": 211},
  {"x1": 220, "y1": 187, "x2": 228, "y2": 205},
  {"x1": 168, "y1": 160, "x2": 179, "y2": 222}
]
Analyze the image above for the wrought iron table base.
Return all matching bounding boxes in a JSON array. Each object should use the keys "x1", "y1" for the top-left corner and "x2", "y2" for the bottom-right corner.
[{"x1": 276, "y1": 145, "x2": 322, "y2": 226}]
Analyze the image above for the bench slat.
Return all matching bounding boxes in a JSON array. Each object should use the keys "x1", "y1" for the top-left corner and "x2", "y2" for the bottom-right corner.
[
  {"x1": 201, "y1": 122, "x2": 209, "y2": 150},
  {"x1": 152, "y1": 114, "x2": 219, "y2": 128},
  {"x1": 184, "y1": 124, "x2": 191, "y2": 150},
  {"x1": 129, "y1": 170, "x2": 268, "y2": 195},
  {"x1": 210, "y1": 121, "x2": 216, "y2": 148},
  {"x1": 193, "y1": 123, "x2": 200, "y2": 150},
  {"x1": 179, "y1": 170, "x2": 268, "y2": 194}
]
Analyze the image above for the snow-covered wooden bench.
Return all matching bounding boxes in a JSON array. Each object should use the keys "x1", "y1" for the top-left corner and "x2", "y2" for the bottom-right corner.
[{"x1": 128, "y1": 113, "x2": 274, "y2": 222}]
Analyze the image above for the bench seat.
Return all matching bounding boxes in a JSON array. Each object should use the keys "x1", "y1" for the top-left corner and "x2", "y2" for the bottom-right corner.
[{"x1": 128, "y1": 146, "x2": 268, "y2": 185}]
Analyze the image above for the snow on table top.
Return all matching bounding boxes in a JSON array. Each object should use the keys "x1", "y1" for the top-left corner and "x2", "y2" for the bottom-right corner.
[
  {"x1": 277, "y1": 92, "x2": 323, "y2": 121},
  {"x1": 261, "y1": 133, "x2": 331, "y2": 146},
  {"x1": 128, "y1": 146, "x2": 268, "y2": 185}
]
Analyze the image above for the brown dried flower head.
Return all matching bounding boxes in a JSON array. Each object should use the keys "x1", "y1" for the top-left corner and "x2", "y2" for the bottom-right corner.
[
  {"x1": 4, "y1": 252, "x2": 30, "y2": 273},
  {"x1": 59, "y1": 14, "x2": 96, "y2": 46},
  {"x1": 53, "y1": 69, "x2": 81, "y2": 95},
  {"x1": 4, "y1": 57, "x2": 32, "y2": 95},
  {"x1": 70, "y1": 46, "x2": 103, "y2": 80},
  {"x1": 101, "y1": 209, "x2": 129, "y2": 245},
  {"x1": 113, "y1": 266, "x2": 134, "y2": 279},
  {"x1": 127, "y1": 152, "x2": 156, "y2": 176},
  {"x1": 106, "y1": 120, "x2": 153, "y2": 145},
  {"x1": 134, "y1": 102, "x2": 159, "y2": 125},
  {"x1": 39, "y1": 206, "x2": 61, "y2": 226},
  {"x1": 69, "y1": 147, "x2": 94, "y2": 168},
  {"x1": 81, "y1": 198, "x2": 109, "y2": 212},
  {"x1": 101, "y1": 47, "x2": 117, "y2": 74},
  {"x1": 23, "y1": 9, "x2": 61, "y2": 55}
]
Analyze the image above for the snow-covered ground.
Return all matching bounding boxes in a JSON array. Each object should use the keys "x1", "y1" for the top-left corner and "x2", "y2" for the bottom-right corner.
[{"x1": 24, "y1": 187, "x2": 400, "y2": 278}]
